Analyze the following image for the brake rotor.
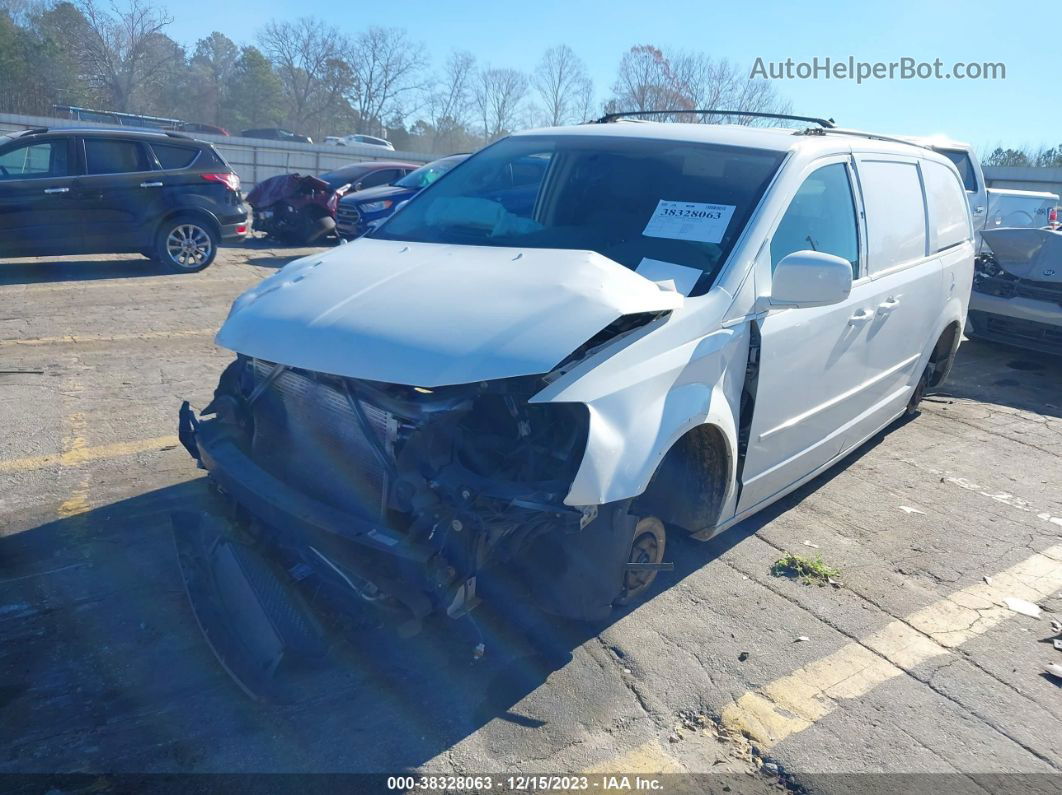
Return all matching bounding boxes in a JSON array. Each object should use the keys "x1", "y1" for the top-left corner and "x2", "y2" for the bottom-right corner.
[{"x1": 617, "y1": 516, "x2": 666, "y2": 605}]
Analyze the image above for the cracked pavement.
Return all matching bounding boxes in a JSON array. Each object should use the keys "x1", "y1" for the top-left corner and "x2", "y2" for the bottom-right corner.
[{"x1": 1, "y1": 245, "x2": 1061, "y2": 791}]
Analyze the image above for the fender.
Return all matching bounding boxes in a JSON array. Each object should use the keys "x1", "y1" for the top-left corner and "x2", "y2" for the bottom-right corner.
[{"x1": 533, "y1": 297, "x2": 747, "y2": 508}]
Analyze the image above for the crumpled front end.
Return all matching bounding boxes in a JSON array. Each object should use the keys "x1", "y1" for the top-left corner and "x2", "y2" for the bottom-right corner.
[
  {"x1": 968, "y1": 228, "x2": 1062, "y2": 354},
  {"x1": 179, "y1": 354, "x2": 594, "y2": 630}
]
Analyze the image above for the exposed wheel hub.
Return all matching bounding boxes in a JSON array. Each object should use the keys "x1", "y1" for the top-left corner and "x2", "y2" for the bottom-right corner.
[{"x1": 618, "y1": 516, "x2": 666, "y2": 604}]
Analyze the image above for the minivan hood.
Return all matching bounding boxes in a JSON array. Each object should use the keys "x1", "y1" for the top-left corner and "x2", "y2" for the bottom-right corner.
[{"x1": 216, "y1": 238, "x2": 683, "y2": 387}]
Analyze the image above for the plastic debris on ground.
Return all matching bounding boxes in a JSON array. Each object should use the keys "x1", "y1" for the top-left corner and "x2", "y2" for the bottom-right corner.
[{"x1": 1001, "y1": 597, "x2": 1042, "y2": 618}]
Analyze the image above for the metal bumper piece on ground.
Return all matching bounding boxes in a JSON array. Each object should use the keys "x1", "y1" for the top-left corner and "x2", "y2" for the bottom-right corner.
[{"x1": 171, "y1": 507, "x2": 328, "y2": 703}]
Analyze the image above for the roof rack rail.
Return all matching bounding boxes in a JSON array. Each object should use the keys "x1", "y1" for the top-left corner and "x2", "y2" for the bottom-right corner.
[
  {"x1": 594, "y1": 109, "x2": 836, "y2": 128},
  {"x1": 801, "y1": 126, "x2": 932, "y2": 149}
]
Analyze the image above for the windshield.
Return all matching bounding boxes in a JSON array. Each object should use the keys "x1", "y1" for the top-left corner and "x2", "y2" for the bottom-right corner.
[
  {"x1": 395, "y1": 155, "x2": 467, "y2": 190},
  {"x1": 372, "y1": 135, "x2": 783, "y2": 294}
]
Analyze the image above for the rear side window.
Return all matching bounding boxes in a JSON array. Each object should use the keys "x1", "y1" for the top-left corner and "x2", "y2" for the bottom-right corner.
[
  {"x1": 922, "y1": 160, "x2": 970, "y2": 252},
  {"x1": 84, "y1": 139, "x2": 150, "y2": 174},
  {"x1": 151, "y1": 143, "x2": 199, "y2": 170},
  {"x1": 771, "y1": 162, "x2": 859, "y2": 276},
  {"x1": 0, "y1": 140, "x2": 69, "y2": 180},
  {"x1": 938, "y1": 149, "x2": 978, "y2": 193},
  {"x1": 858, "y1": 160, "x2": 927, "y2": 274}
]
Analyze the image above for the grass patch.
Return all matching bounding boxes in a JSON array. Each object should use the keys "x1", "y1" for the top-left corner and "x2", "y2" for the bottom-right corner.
[{"x1": 771, "y1": 552, "x2": 840, "y2": 586}]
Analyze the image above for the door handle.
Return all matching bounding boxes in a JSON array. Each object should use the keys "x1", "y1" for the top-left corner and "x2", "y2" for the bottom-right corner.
[
  {"x1": 43, "y1": 187, "x2": 69, "y2": 194},
  {"x1": 848, "y1": 309, "x2": 873, "y2": 326},
  {"x1": 877, "y1": 297, "x2": 901, "y2": 316},
  {"x1": 140, "y1": 181, "x2": 164, "y2": 188}
]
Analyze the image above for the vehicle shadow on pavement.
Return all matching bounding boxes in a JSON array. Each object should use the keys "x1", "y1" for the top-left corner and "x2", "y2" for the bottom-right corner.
[
  {"x1": 0, "y1": 426, "x2": 895, "y2": 774},
  {"x1": 935, "y1": 338, "x2": 1062, "y2": 419},
  {"x1": 0, "y1": 257, "x2": 180, "y2": 286}
]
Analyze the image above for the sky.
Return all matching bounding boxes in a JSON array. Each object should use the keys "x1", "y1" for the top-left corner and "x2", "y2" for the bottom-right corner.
[{"x1": 161, "y1": 0, "x2": 1055, "y2": 153}]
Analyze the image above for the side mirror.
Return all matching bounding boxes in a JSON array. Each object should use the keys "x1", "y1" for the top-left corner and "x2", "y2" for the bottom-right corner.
[
  {"x1": 770, "y1": 250, "x2": 853, "y2": 309},
  {"x1": 353, "y1": 181, "x2": 363, "y2": 191}
]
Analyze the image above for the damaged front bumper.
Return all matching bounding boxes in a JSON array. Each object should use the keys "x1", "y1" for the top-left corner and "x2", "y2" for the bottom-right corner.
[{"x1": 176, "y1": 358, "x2": 598, "y2": 635}]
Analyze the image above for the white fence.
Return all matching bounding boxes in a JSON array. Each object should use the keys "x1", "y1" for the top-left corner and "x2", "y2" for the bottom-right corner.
[{"x1": 0, "y1": 112, "x2": 433, "y2": 188}]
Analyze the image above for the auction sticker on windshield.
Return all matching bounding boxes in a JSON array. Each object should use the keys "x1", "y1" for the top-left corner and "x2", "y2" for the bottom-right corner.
[{"x1": 642, "y1": 200, "x2": 735, "y2": 244}]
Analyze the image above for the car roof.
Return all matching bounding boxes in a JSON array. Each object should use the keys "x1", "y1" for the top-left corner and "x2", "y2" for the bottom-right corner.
[
  {"x1": 13, "y1": 126, "x2": 204, "y2": 143},
  {"x1": 512, "y1": 120, "x2": 937, "y2": 159}
]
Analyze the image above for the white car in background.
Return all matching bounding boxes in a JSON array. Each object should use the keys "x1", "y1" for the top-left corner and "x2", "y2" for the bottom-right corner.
[
  {"x1": 178, "y1": 115, "x2": 974, "y2": 650},
  {"x1": 336, "y1": 134, "x2": 395, "y2": 151},
  {"x1": 908, "y1": 137, "x2": 1057, "y2": 244}
]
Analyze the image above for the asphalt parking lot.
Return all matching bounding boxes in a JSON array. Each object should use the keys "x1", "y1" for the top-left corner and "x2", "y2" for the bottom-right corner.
[{"x1": 1, "y1": 242, "x2": 1061, "y2": 791}]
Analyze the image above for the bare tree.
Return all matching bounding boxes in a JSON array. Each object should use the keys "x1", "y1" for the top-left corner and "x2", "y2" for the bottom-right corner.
[
  {"x1": 609, "y1": 45, "x2": 789, "y2": 124},
  {"x1": 475, "y1": 67, "x2": 528, "y2": 141},
  {"x1": 72, "y1": 0, "x2": 177, "y2": 112},
  {"x1": 426, "y1": 49, "x2": 476, "y2": 148},
  {"x1": 532, "y1": 44, "x2": 593, "y2": 126},
  {"x1": 258, "y1": 17, "x2": 350, "y2": 132},
  {"x1": 347, "y1": 27, "x2": 427, "y2": 137},
  {"x1": 609, "y1": 45, "x2": 685, "y2": 114}
]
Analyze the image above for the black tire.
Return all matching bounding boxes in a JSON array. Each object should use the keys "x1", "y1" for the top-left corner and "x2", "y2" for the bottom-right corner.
[
  {"x1": 615, "y1": 516, "x2": 667, "y2": 605},
  {"x1": 524, "y1": 501, "x2": 667, "y2": 621},
  {"x1": 906, "y1": 364, "x2": 930, "y2": 415},
  {"x1": 155, "y1": 216, "x2": 219, "y2": 272},
  {"x1": 300, "y1": 213, "x2": 335, "y2": 245}
]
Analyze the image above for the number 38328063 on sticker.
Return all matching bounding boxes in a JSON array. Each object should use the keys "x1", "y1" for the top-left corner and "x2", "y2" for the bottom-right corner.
[{"x1": 642, "y1": 199, "x2": 736, "y2": 244}]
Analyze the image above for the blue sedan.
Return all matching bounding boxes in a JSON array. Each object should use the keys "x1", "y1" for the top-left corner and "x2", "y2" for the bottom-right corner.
[{"x1": 335, "y1": 154, "x2": 469, "y2": 239}]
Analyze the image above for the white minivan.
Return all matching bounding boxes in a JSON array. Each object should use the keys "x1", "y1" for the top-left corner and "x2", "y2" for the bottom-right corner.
[{"x1": 179, "y1": 117, "x2": 974, "y2": 636}]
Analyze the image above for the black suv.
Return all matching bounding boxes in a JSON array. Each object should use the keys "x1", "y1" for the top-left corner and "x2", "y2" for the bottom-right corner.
[{"x1": 0, "y1": 127, "x2": 250, "y2": 271}]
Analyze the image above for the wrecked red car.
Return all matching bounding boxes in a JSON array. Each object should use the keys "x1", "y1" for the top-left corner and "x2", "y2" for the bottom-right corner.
[
  {"x1": 247, "y1": 161, "x2": 417, "y2": 245},
  {"x1": 246, "y1": 173, "x2": 342, "y2": 245}
]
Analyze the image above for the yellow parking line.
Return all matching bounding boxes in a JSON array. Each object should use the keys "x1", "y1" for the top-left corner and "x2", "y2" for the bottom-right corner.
[
  {"x1": 584, "y1": 740, "x2": 688, "y2": 775},
  {"x1": 0, "y1": 329, "x2": 216, "y2": 348},
  {"x1": 0, "y1": 435, "x2": 180, "y2": 475},
  {"x1": 721, "y1": 544, "x2": 1062, "y2": 750}
]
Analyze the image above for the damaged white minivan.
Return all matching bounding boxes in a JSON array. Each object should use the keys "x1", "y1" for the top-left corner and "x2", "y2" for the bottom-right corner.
[{"x1": 177, "y1": 114, "x2": 973, "y2": 661}]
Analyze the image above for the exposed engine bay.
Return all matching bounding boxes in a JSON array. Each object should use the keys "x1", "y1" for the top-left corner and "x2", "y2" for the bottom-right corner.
[{"x1": 178, "y1": 350, "x2": 648, "y2": 642}]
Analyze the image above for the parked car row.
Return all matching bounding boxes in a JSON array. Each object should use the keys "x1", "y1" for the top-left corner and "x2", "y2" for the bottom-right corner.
[
  {"x1": 335, "y1": 154, "x2": 469, "y2": 238},
  {"x1": 245, "y1": 160, "x2": 420, "y2": 245},
  {"x1": 2, "y1": 121, "x2": 1060, "y2": 362},
  {"x1": 57, "y1": 105, "x2": 398, "y2": 150},
  {"x1": 56, "y1": 105, "x2": 231, "y2": 137}
]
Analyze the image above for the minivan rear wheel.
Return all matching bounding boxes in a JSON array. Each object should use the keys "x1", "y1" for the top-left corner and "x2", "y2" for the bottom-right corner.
[{"x1": 157, "y1": 217, "x2": 218, "y2": 272}]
